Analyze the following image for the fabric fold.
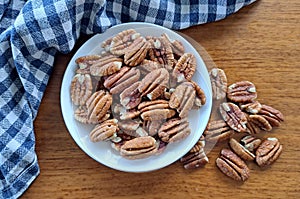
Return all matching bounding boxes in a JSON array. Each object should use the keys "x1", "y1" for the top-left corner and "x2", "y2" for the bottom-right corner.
[{"x1": 0, "y1": 0, "x2": 256, "y2": 198}]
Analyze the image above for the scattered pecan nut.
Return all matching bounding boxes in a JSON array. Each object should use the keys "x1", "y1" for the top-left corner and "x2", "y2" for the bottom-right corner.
[
  {"x1": 120, "y1": 136, "x2": 159, "y2": 160},
  {"x1": 246, "y1": 114, "x2": 272, "y2": 134},
  {"x1": 138, "y1": 68, "x2": 169, "y2": 100},
  {"x1": 209, "y1": 68, "x2": 227, "y2": 100},
  {"x1": 216, "y1": 148, "x2": 250, "y2": 181},
  {"x1": 173, "y1": 53, "x2": 196, "y2": 82},
  {"x1": 219, "y1": 102, "x2": 248, "y2": 133},
  {"x1": 258, "y1": 104, "x2": 284, "y2": 127},
  {"x1": 89, "y1": 119, "x2": 118, "y2": 142},
  {"x1": 70, "y1": 74, "x2": 93, "y2": 106},
  {"x1": 240, "y1": 135, "x2": 262, "y2": 152},
  {"x1": 256, "y1": 137, "x2": 283, "y2": 167},
  {"x1": 169, "y1": 82, "x2": 195, "y2": 118},
  {"x1": 180, "y1": 145, "x2": 209, "y2": 170},
  {"x1": 227, "y1": 81, "x2": 257, "y2": 103},
  {"x1": 240, "y1": 101, "x2": 262, "y2": 114},
  {"x1": 138, "y1": 100, "x2": 176, "y2": 121},
  {"x1": 229, "y1": 138, "x2": 255, "y2": 161},
  {"x1": 204, "y1": 120, "x2": 235, "y2": 143},
  {"x1": 158, "y1": 117, "x2": 190, "y2": 143}
]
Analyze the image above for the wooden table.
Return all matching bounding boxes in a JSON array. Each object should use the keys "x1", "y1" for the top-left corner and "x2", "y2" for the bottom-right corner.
[{"x1": 23, "y1": 0, "x2": 300, "y2": 198}]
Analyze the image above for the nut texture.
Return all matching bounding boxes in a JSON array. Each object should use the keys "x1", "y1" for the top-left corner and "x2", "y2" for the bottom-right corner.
[
  {"x1": 258, "y1": 104, "x2": 284, "y2": 127},
  {"x1": 173, "y1": 53, "x2": 196, "y2": 82},
  {"x1": 120, "y1": 81, "x2": 142, "y2": 109},
  {"x1": 169, "y1": 82, "x2": 195, "y2": 118},
  {"x1": 158, "y1": 117, "x2": 190, "y2": 143},
  {"x1": 70, "y1": 74, "x2": 93, "y2": 106},
  {"x1": 138, "y1": 100, "x2": 176, "y2": 121},
  {"x1": 216, "y1": 148, "x2": 250, "y2": 181},
  {"x1": 120, "y1": 136, "x2": 159, "y2": 160},
  {"x1": 229, "y1": 138, "x2": 255, "y2": 161},
  {"x1": 227, "y1": 81, "x2": 257, "y2": 103},
  {"x1": 240, "y1": 101, "x2": 262, "y2": 114},
  {"x1": 240, "y1": 135, "x2": 262, "y2": 152},
  {"x1": 89, "y1": 119, "x2": 118, "y2": 142},
  {"x1": 124, "y1": 37, "x2": 150, "y2": 66},
  {"x1": 246, "y1": 114, "x2": 272, "y2": 134},
  {"x1": 256, "y1": 137, "x2": 283, "y2": 167},
  {"x1": 204, "y1": 120, "x2": 234, "y2": 143},
  {"x1": 209, "y1": 68, "x2": 227, "y2": 100},
  {"x1": 219, "y1": 102, "x2": 248, "y2": 133}
]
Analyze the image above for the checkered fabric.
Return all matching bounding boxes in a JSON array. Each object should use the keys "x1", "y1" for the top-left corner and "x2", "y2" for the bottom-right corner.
[{"x1": 0, "y1": 0, "x2": 256, "y2": 198}]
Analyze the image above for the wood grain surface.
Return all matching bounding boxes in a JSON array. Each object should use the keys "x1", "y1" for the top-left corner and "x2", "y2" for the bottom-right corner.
[{"x1": 22, "y1": 1, "x2": 300, "y2": 198}]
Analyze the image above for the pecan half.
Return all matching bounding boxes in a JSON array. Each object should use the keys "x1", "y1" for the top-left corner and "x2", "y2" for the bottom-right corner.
[
  {"x1": 137, "y1": 59, "x2": 163, "y2": 74},
  {"x1": 216, "y1": 149, "x2": 250, "y2": 181},
  {"x1": 120, "y1": 136, "x2": 159, "y2": 160},
  {"x1": 180, "y1": 146, "x2": 209, "y2": 170},
  {"x1": 124, "y1": 38, "x2": 150, "y2": 66},
  {"x1": 89, "y1": 119, "x2": 118, "y2": 142},
  {"x1": 209, "y1": 68, "x2": 227, "y2": 100},
  {"x1": 158, "y1": 117, "x2": 190, "y2": 143},
  {"x1": 74, "y1": 106, "x2": 110, "y2": 124},
  {"x1": 256, "y1": 137, "x2": 283, "y2": 167},
  {"x1": 143, "y1": 120, "x2": 163, "y2": 136},
  {"x1": 161, "y1": 33, "x2": 185, "y2": 58},
  {"x1": 258, "y1": 104, "x2": 284, "y2": 127},
  {"x1": 227, "y1": 81, "x2": 257, "y2": 103},
  {"x1": 75, "y1": 55, "x2": 102, "y2": 74},
  {"x1": 138, "y1": 68, "x2": 169, "y2": 100},
  {"x1": 138, "y1": 100, "x2": 176, "y2": 121},
  {"x1": 70, "y1": 74, "x2": 93, "y2": 106},
  {"x1": 219, "y1": 102, "x2": 248, "y2": 133},
  {"x1": 86, "y1": 90, "x2": 113, "y2": 123},
  {"x1": 120, "y1": 81, "x2": 142, "y2": 109},
  {"x1": 104, "y1": 67, "x2": 140, "y2": 94},
  {"x1": 109, "y1": 29, "x2": 141, "y2": 56},
  {"x1": 190, "y1": 80, "x2": 206, "y2": 109},
  {"x1": 112, "y1": 104, "x2": 140, "y2": 120},
  {"x1": 204, "y1": 120, "x2": 235, "y2": 143},
  {"x1": 229, "y1": 138, "x2": 255, "y2": 161},
  {"x1": 90, "y1": 59, "x2": 122, "y2": 77},
  {"x1": 246, "y1": 114, "x2": 272, "y2": 134},
  {"x1": 148, "y1": 36, "x2": 174, "y2": 71},
  {"x1": 240, "y1": 101, "x2": 262, "y2": 114},
  {"x1": 169, "y1": 82, "x2": 195, "y2": 118},
  {"x1": 173, "y1": 53, "x2": 196, "y2": 82},
  {"x1": 240, "y1": 135, "x2": 262, "y2": 152}
]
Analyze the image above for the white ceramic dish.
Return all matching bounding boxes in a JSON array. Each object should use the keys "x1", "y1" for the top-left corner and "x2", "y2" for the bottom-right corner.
[{"x1": 60, "y1": 22, "x2": 212, "y2": 172}]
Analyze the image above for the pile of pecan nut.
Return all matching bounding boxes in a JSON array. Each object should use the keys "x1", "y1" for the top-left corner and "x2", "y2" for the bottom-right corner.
[
  {"x1": 70, "y1": 29, "x2": 207, "y2": 160},
  {"x1": 181, "y1": 67, "x2": 284, "y2": 181}
]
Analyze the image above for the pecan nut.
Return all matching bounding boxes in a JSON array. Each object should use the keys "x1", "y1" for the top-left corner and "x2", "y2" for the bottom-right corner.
[
  {"x1": 70, "y1": 74, "x2": 93, "y2": 106},
  {"x1": 112, "y1": 104, "x2": 140, "y2": 120},
  {"x1": 180, "y1": 148, "x2": 209, "y2": 169},
  {"x1": 74, "y1": 106, "x2": 110, "y2": 124},
  {"x1": 240, "y1": 135, "x2": 262, "y2": 152},
  {"x1": 120, "y1": 81, "x2": 142, "y2": 109},
  {"x1": 161, "y1": 33, "x2": 185, "y2": 58},
  {"x1": 138, "y1": 68, "x2": 169, "y2": 100},
  {"x1": 138, "y1": 100, "x2": 176, "y2": 121},
  {"x1": 169, "y1": 82, "x2": 195, "y2": 118},
  {"x1": 190, "y1": 80, "x2": 206, "y2": 109},
  {"x1": 240, "y1": 101, "x2": 262, "y2": 114},
  {"x1": 143, "y1": 120, "x2": 163, "y2": 136},
  {"x1": 246, "y1": 114, "x2": 272, "y2": 134},
  {"x1": 173, "y1": 53, "x2": 196, "y2": 82},
  {"x1": 120, "y1": 136, "x2": 159, "y2": 160},
  {"x1": 256, "y1": 137, "x2": 283, "y2": 167},
  {"x1": 109, "y1": 29, "x2": 141, "y2": 56},
  {"x1": 229, "y1": 138, "x2": 255, "y2": 161},
  {"x1": 258, "y1": 104, "x2": 284, "y2": 127},
  {"x1": 148, "y1": 36, "x2": 174, "y2": 71},
  {"x1": 158, "y1": 117, "x2": 190, "y2": 143},
  {"x1": 89, "y1": 119, "x2": 118, "y2": 142},
  {"x1": 227, "y1": 81, "x2": 257, "y2": 103},
  {"x1": 216, "y1": 149, "x2": 250, "y2": 181},
  {"x1": 90, "y1": 59, "x2": 122, "y2": 77},
  {"x1": 204, "y1": 120, "x2": 235, "y2": 143},
  {"x1": 124, "y1": 38, "x2": 150, "y2": 66},
  {"x1": 104, "y1": 67, "x2": 140, "y2": 94},
  {"x1": 219, "y1": 102, "x2": 248, "y2": 133},
  {"x1": 75, "y1": 55, "x2": 102, "y2": 74},
  {"x1": 85, "y1": 90, "x2": 113, "y2": 123},
  {"x1": 209, "y1": 68, "x2": 227, "y2": 100}
]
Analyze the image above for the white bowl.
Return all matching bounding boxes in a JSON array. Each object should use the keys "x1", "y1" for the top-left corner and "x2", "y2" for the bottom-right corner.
[{"x1": 60, "y1": 22, "x2": 212, "y2": 172}]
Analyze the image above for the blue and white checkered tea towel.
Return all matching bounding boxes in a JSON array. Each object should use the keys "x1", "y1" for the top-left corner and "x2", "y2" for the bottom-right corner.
[{"x1": 0, "y1": 0, "x2": 256, "y2": 198}]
